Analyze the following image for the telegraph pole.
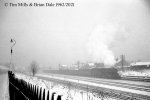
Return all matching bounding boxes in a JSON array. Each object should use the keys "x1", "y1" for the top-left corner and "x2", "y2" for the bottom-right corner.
[
  {"x1": 121, "y1": 54, "x2": 124, "y2": 70},
  {"x1": 10, "y1": 38, "x2": 16, "y2": 70}
]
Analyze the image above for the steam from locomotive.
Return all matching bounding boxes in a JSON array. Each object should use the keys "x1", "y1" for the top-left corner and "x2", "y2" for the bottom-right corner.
[{"x1": 87, "y1": 22, "x2": 127, "y2": 66}]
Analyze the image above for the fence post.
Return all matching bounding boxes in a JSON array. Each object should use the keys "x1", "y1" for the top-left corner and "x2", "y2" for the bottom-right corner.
[
  {"x1": 57, "y1": 95, "x2": 62, "y2": 100},
  {"x1": 39, "y1": 87, "x2": 42, "y2": 100},
  {"x1": 36, "y1": 85, "x2": 39, "y2": 100},
  {"x1": 43, "y1": 89, "x2": 45, "y2": 100},
  {"x1": 47, "y1": 90, "x2": 49, "y2": 100}
]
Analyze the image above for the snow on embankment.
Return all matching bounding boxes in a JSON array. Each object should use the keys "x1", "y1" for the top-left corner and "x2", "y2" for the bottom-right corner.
[
  {"x1": 118, "y1": 70, "x2": 150, "y2": 77},
  {"x1": 15, "y1": 73, "x2": 116, "y2": 100}
]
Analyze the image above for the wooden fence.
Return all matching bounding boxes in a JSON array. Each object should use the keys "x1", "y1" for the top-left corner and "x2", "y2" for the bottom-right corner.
[{"x1": 8, "y1": 71, "x2": 61, "y2": 100}]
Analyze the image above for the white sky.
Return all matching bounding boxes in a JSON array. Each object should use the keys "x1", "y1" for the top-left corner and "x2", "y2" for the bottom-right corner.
[{"x1": 0, "y1": 0, "x2": 150, "y2": 68}]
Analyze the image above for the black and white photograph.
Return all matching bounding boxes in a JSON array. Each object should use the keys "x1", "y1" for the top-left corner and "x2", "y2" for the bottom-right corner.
[{"x1": 0, "y1": 0, "x2": 150, "y2": 100}]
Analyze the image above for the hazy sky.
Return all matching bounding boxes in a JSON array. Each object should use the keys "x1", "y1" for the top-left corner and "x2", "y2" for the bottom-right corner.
[{"x1": 0, "y1": 0, "x2": 150, "y2": 68}]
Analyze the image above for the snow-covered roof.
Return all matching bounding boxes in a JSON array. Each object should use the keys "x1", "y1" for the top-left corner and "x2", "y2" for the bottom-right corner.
[
  {"x1": 130, "y1": 62, "x2": 150, "y2": 66},
  {"x1": 61, "y1": 65, "x2": 68, "y2": 67},
  {"x1": 88, "y1": 63, "x2": 95, "y2": 66}
]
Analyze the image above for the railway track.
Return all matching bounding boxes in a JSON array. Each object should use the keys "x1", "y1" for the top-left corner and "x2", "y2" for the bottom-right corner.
[
  {"x1": 36, "y1": 73, "x2": 150, "y2": 100},
  {"x1": 121, "y1": 75, "x2": 150, "y2": 82},
  {"x1": 59, "y1": 75, "x2": 150, "y2": 92}
]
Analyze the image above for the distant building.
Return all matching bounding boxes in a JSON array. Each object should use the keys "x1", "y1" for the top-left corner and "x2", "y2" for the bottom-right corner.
[
  {"x1": 130, "y1": 62, "x2": 150, "y2": 67},
  {"x1": 78, "y1": 62, "x2": 95, "y2": 69},
  {"x1": 87, "y1": 63, "x2": 95, "y2": 69},
  {"x1": 130, "y1": 62, "x2": 150, "y2": 70},
  {"x1": 70, "y1": 64, "x2": 79, "y2": 70},
  {"x1": 59, "y1": 65, "x2": 69, "y2": 70}
]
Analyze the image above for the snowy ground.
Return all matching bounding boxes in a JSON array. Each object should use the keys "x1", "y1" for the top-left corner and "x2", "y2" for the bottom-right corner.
[
  {"x1": 15, "y1": 73, "x2": 117, "y2": 100},
  {"x1": 0, "y1": 66, "x2": 9, "y2": 100},
  {"x1": 118, "y1": 69, "x2": 150, "y2": 77}
]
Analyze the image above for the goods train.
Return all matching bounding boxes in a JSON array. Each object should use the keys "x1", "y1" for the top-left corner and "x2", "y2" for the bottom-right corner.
[{"x1": 44, "y1": 67, "x2": 121, "y2": 79}]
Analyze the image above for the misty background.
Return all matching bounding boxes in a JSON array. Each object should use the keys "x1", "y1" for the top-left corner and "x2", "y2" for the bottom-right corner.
[{"x1": 0, "y1": 0, "x2": 150, "y2": 69}]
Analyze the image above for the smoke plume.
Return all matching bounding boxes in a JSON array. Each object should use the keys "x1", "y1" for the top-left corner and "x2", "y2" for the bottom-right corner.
[{"x1": 87, "y1": 22, "x2": 126, "y2": 66}]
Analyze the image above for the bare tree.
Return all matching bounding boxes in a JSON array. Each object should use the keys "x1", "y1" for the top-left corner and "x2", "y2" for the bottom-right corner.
[{"x1": 30, "y1": 61, "x2": 38, "y2": 76}]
